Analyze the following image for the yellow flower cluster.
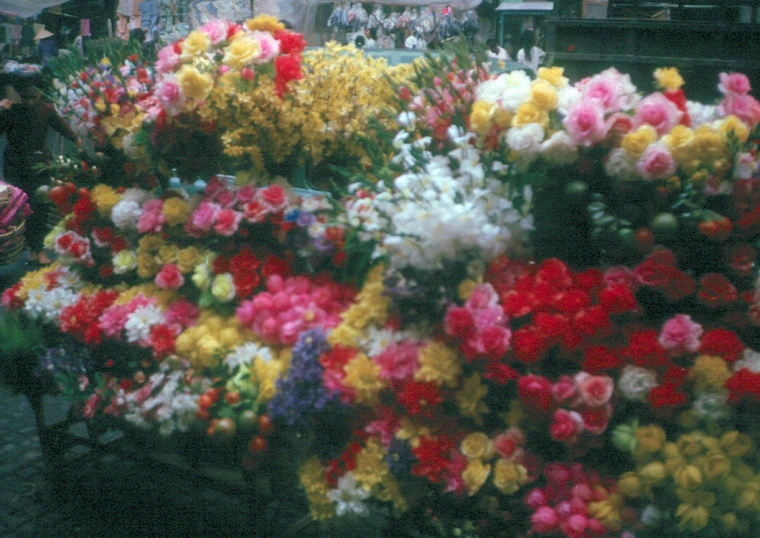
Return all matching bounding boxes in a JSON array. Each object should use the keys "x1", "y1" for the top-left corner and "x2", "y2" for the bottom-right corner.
[
  {"x1": 115, "y1": 283, "x2": 176, "y2": 307},
  {"x1": 328, "y1": 264, "x2": 389, "y2": 347},
  {"x1": 162, "y1": 197, "x2": 192, "y2": 227},
  {"x1": 459, "y1": 432, "x2": 529, "y2": 496},
  {"x1": 343, "y1": 352, "x2": 386, "y2": 405},
  {"x1": 414, "y1": 341, "x2": 462, "y2": 388},
  {"x1": 299, "y1": 457, "x2": 335, "y2": 520},
  {"x1": 618, "y1": 425, "x2": 759, "y2": 534},
  {"x1": 353, "y1": 439, "x2": 407, "y2": 513},
  {"x1": 16, "y1": 262, "x2": 65, "y2": 300},
  {"x1": 175, "y1": 311, "x2": 254, "y2": 369},
  {"x1": 654, "y1": 67, "x2": 685, "y2": 91},
  {"x1": 455, "y1": 373, "x2": 489, "y2": 424},
  {"x1": 90, "y1": 185, "x2": 122, "y2": 217}
]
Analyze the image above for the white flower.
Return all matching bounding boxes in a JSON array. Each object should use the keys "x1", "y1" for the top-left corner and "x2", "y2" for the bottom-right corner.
[
  {"x1": 326, "y1": 472, "x2": 370, "y2": 517},
  {"x1": 687, "y1": 101, "x2": 718, "y2": 127},
  {"x1": 691, "y1": 391, "x2": 730, "y2": 421},
  {"x1": 124, "y1": 304, "x2": 164, "y2": 344},
  {"x1": 604, "y1": 148, "x2": 638, "y2": 181},
  {"x1": 476, "y1": 70, "x2": 532, "y2": 113},
  {"x1": 397, "y1": 111, "x2": 416, "y2": 128},
  {"x1": 556, "y1": 85, "x2": 582, "y2": 116},
  {"x1": 539, "y1": 131, "x2": 579, "y2": 164},
  {"x1": 734, "y1": 349, "x2": 760, "y2": 372},
  {"x1": 617, "y1": 365, "x2": 658, "y2": 401},
  {"x1": 506, "y1": 123, "x2": 544, "y2": 162},
  {"x1": 111, "y1": 199, "x2": 143, "y2": 230},
  {"x1": 224, "y1": 342, "x2": 274, "y2": 372}
]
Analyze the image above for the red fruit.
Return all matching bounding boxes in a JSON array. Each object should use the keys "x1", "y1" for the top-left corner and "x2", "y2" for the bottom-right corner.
[
  {"x1": 257, "y1": 414, "x2": 274, "y2": 436},
  {"x1": 225, "y1": 391, "x2": 241, "y2": 405},
  {"x1": 249, "y1": 436, "x2": 268, "y2": 453},
  {"x1": 49, "y1": 186, "x2": 69, "y2": 206},
  {"x1": 198, "y1": 394, "x2": 213, "y2": 409},
  {"x1": 635, "y1": 228, "x2": 655, "y2": 254}
]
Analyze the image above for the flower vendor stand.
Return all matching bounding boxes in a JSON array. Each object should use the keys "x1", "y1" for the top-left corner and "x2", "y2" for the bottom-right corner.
[{"x1": 3, "y1": 13, "x2": 760, "y2": 538}]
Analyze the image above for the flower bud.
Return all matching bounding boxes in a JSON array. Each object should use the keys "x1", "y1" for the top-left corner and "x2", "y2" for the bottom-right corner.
[
  {"x1": 639, "y1": 462, "x2": 667, "y2": 484},
  {"x1": 612, "y1": 423, "x2": 638, "y2": 453}
]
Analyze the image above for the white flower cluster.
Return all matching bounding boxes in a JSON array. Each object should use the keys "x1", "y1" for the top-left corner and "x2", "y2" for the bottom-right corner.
[
  {"x1": 111, "y1": 189, "x2": 150, "y2": 230},
  {"x1": 22, "y1": 267, "x2": 82, "y2": 322},
  {"x1": 617, "y1": 364, "x2": 659, "y2": 401},
  {"x1": 359, "y1": 128, "x2": 532, "y2": 271},
  {"x1": 224, "y1": 341, "x2": 274, "y2": 372},
  {"x1": 124, "y1": 303, "x2": 165, "y2": 344}
]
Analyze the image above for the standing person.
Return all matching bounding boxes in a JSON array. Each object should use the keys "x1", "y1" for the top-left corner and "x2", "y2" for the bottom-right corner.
[
  {"x1": 0, "y1": 84, "x2": 81, "y2": 263},
  {"x1": 34, "y1": 27, "x2": 57, "y2": 68},
  {"x1": 516, "y1": 28, "x2": 545, "y2": 73},
  {"x1": 364, "y1": 27, "x2": 377, "y2": 49},
  {"x1": 486, "y1": 37, "x2": 510, "y2": 61}
]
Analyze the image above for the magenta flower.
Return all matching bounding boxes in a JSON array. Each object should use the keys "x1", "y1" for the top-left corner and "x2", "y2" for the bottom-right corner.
[
  {"x1": 659, "y1": 314, "x2": 704, "y2": 353},
  {"x1": 562, "y1": 101, "x2": 609, "y2": 146},
  {"x1": 633, "y1": 92, "x2": 683, "y2": 135}
]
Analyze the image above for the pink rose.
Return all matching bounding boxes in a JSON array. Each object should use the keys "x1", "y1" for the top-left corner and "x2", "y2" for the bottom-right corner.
[
  {"x1": 563, "y1": 101, "x2": 609, "y2": 146},
  {"x1": 252, "y1": 30, "x2": 281, "y2": 62},
  {"x1": 155, "y1": 264, "x2": 185, "y2": 289},
  {"x1": 560, "y1": 514, "x2": 589, "y2": 538},
  {"x1": 549, "y1": 408, "x2": 583, "y2": 444},
  {"x1": 636, "y1": 142, "x2": 676, "y2": 180},
  {"x1": 156, "y1": 78, "x2": 185, "y2": 115},
  {"x1": 583, "y1": 78, "x2": 624, "y2": 112},
  {"x1": 480, "y1": 325, "x2": 512, "y2": 360},
  {"x1": 258, "y1": 184, "x2": 288, "y2": 210},
  {"x1": 525, "y1": 488, "x2": 548, "y2": 509},
  {"x1": 236, "y1": 184, "x2": 257, "y2": 204},
  {"x1": 155, "y1": 45, "x2": 180, "y2": 73},
  {"x1": 719, "y1": 93, "x2": 760, "y2": 127},
  {"x1": 531, "y1": 506, "x2": 559, "y2": 533},
  {"x1": 494, "y1": 427, "x2": 525, "y2": 460},
  {"x1": 633, "y1": 92, "x2": 683, "y2": 135},
  {"x1": 552, "y1": 375, "x2": 578, "y2": 404},
  {"x1": 205, "y1": 176, "x2": 227, "y2": 197},
  {"x1": 200, "y1": 19, "x2": 230, "y2": 45},
  {"x1": 542, "y1": 463, "x2": 571, "y2": 488},
  {"x1": 574, "y1": 372, "x2": 614, "y2": 408},
  {"x1": 581, "y1": 405, "x2": 611, "y2": 435},
  {"x1": 466, "y1": 283, "x2": 499, "y2": 310},
  {"x1": 659, "y1": 314, "x2": 703, "y2": 353},
  {"x1": 719, "y1": 72, "x2": 752, "y2": 96},
  {"x1": 191, "y1": 201, "x2": 220, "y2": 232}
]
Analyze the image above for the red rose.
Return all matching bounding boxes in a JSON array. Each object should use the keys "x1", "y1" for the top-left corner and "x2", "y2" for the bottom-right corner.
[
  {"x1": 535, "y1": 258, "x2": 573, "y2": 291},
  {"x1": 261, "y1": 254, "x2": 291, "y2": 278},
  {"x1": 698, "y1": 273, "x2": 738, "y2": 308},
  {"x1": 581, "y1": 406, "x2": 611, "y2": 434},
  {"x1": 480, "y1": 325, "x2": 511, "y2": 360},
  {"x1": 230, "y1": 248, "x2": 261, "y2": 275},
  {"x1": 599, "y1": 284, "x2": 638, "y2": 314},
  {"x1": 572, "y1": 306, "x2": 611, "y2": 337},
  {"x1": 574, "y1": 268, "x2": 605, "y2": 295},
  {"x1": 512, "y1": 326, "x2": 546, "y2": 364},
  {"x1": 212, "y1": 254, "x2": 231, "y2": 274},
  {"x1": 483, "y1": 361, "x2": 519, "y2": 384},
  {"x1": 535, "y1": 312, "x2": 571, "y2": 345},
  {"x1": 553, "y1": 289, "x2": 592, "y2": 315},
  {"x1": 518, "y1": 374, "x2": 553, "y2": 412},
  {"x1": 274, "y1": 30, "x2": 307, "y2": 54},
  {"x1": 648, "y1": 384, "x2": 687, "y2": 409},
  {"x1": 726, "y1": 243, "x2": 756, "y2": 277},
  {"x1": 550, "y1": 409, "x2": 583, "y2": 444},
  {"x1": 397, "y1": 381, "x2": 443, "y2": 417},
  {"x1": 664, "y1": 89, "x2": 691, "y2": 126},
  {"x1": 699, "y1": 329, "x2": 745, "y2": 363},
  {"x1": 233, "y1": 270, "x2": 261, "y2": 299},
  {"x1": 501, "y1": 290, "x2": 533, "y2": 318},
  {"x1": 583, "y1": 346, "x2": 621, "y2": 373},
  {"x1": 624, "y1": 330, "x2": 669, "y2": 368}
]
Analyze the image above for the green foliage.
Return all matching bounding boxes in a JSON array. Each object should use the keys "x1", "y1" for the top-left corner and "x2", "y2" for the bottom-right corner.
[{"x1": 0, "y1": 311, "x2": 46, "y2": 393}]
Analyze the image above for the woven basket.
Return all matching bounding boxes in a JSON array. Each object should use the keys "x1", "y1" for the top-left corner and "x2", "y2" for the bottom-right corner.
[{"x1": 0, "y1": 219, "x2": 26, "y2": 266}]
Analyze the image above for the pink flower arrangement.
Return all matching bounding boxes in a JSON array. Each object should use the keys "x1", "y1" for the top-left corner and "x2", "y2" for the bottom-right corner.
[
  {"x1": 632, "y1": 92, "x2": 683, "y2": 135},
  {"x1": 635, "y1": 143, "x2": 676, "y2": 180}
]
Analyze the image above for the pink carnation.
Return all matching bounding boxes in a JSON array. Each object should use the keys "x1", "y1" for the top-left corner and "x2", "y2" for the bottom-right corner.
[
  {"x1": 252, "y1": 30, "x2": 281, "y2": 62},
  {"x1": 659, "y1": 314, "x2": 703, "y2": 353},
  {"x1": 636, "y1": 143, "x2": 676, "y2": 180},
  {"x1": 563, "y1": 101, "x2": 609, "y2": 147},
  {"x1": 191, "y1": 201, "x2": 220, "y2": 232},
  {"x1": 719, "y1": 72, "x2": 752, "y2": 96},
  {"x1": 531, "y1": 506, "x2": 559, "y2": 534},
  {"x1": 574, "y1": 372, "x2": 614, "y2": 408},
  {"x1": 155, "y1": 264, "x2": 185, "y2": 289},
  {"x1": 719, "y1": 93, "x2": 760, "y2": 127},
  {"x1": 156, "y1": 78, "x2": 185, "y2": 116},
  {"x1": 375, "y1": 342, "x2": 420, "y2": 381},
  {"x1": 137, "y1": 199, "x2": 166, "y2": 233},
  {"x1": 164, "y1": 299, "x2": 199, "y2": 327},
  {"x1": 200, "y1": 19, "x2": 230, "y2": 45},
  {"x1": 155, "y1": 44, "x2": 180, "y2": 73},
  {"x1": 633, "y1": 92, "x2": 683, "y2": 135},
  {"x1": 213, "y1": 208, "x2": 242, "y2": 236}
]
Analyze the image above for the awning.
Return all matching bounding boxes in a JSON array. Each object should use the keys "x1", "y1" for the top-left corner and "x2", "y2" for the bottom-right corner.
[
  {"x1": 496, "y1": 1, "x2": 554, "y2": 13},
  {"x1": 0, "y1": 0, "x2": 69, "y2": 18}
]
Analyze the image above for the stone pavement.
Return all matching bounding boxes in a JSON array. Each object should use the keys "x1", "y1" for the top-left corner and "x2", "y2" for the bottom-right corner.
[{"x1": 0, "y1": 385, "x2": 255, "y2": 537}]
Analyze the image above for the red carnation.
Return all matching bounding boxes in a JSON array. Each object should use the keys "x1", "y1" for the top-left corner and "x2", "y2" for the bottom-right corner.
[
  {"x1": 553, "y1": 289, "x2": 592, "y2": 315},
  {"x1": 535, "y1": 258, "x2": 573, "y2": 291},
  {"x1": 699, "y1": 329, "x2": 745, "y2": 363},
  {"x1": 275, "y1": 30, "x2": 307, "y2": 54},
  {"x1": 535, "y1": 312, "x2": 571, "y2": 347},
  {"x1": 624, "y1": 330, "x2": 669, "y2": 368},
  {"x1": 572, "y1": 306, "x2": 611, "y2": 337},
  {"x1": 397, "y1": 381, "x2": 443, "y2": 417},
  {"x1": 518, "y1": 374, "x2": 553, "y2": 412},
  {"x1": 725, "y1": 369, "x2": 760, "y2": 403},
  {"x1": 274, "y1": 53, "x2": 303, "y2": 96},
  {"x1": 698, "y1": 273, "x2": 738, "y2": 308},
  {"x1": 261, "y1": 254, "x2": 291, "y2": 278},
  {"x1": 512, "y1": 326, "x2": 546, "y2": 364},
  {"x1": 501, "y1": 290, "x2": 533, "y2": 318},
  {"x1": 149, "y1": 323, "x2": 178, "y2": 358},
  {"x1": 583, "y1": 346, "x2": 622, "y2": 373},
  {"x1": 412, "y1": 435, "x2": 455, "y2": 484},
  {"x1": 599, "y1": 284, "x2": 638, "y2": 314},
  {"x1": 648, "y1": 384, "x2": 687, "y2": 409},
  {"x1": 574, "y1": 268, "x2": 605, "y2": 296},
  {"x1": 444, "y1": 306, "x2": 476, "y2": 339}
]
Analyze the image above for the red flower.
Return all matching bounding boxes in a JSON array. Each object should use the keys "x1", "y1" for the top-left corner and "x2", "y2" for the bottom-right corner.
[
  {"x1": 553, "y1": 289, "x2": 592, "y2": 315},
  {"x1": 623, "y1": 330, "x2": 669, "y2": 368},
  {"x1": 550, "y1": 409, "x2": 582, "y2": 443},
  {"x1": 274, "y1": 30, "x2": 307, "y2": 54},
  {"x1": 599, "y1": 284, "x2": 638, "y2": 314},
  {"x1": 259, "y1": 184, "x2": 288, "y2": 210},
  {"x1": 501, "y1": 290, "x2": 533, "y2": 318},
  {"x1": 230, "y1": 248, "x2": 261, "y2": 275},
  {"x1": 726, "y1": 243, "x2": 756, "y2": 277},
  {"x1": 697, "y1": 273, "x2": 738, "y2": 308},
  {"x1": 518, "y1": 374, "x2": 553, "y2": 412},
  {"x1": 535, "y1": 258, "x2": 573, "y2": 291},
  {"x1": 699, "y1": 329, "x2": 745, "y2": 363},
  {"x1": 481, "y1": 325, "x2": 511, "y2": 360},
  {"x1": 412, "y1": 435, "x2": 455, "y2": 485},
  {"x1": 535, "y1": 312, "x2": 571, "y2": 347},
  {"x1": 512, "y1": 326, "x2": 546, "y2": 364},
  {"x1": 274, "y1": 53, "x2": 303, "y2": 96},
  {"x1": 572, "y1": 306, "x2": 611, "y2": 337},
  {"x1": 149, "y1": 324, "x2": 178, "y2": 358},
  {"x1": 648, "y1": 384, "x2": 687, "y2": 409},
  {"x1": 212, "y1": 254, "x2": 231, "y2": 274},
  {"x1": 261, "y1": 254, "x2": 291, "y2": 278},
  {"x1": 484, "y1": 361, "x2": 519, "y2": 384},
  {"x1": 583, "y1": 346, "x2": 622, "y2": 373},
  {"x1": 664, "y1": 89, "x2": 691, "y2": 127},
  {"x1": 581, "y1": 406, "x2": 611, "y2": 434},
  {"x1": 397, "y1": 381, "x2": 443, "y2": 417},
  {"x1": 444, "y1": 306, "x2": 476, "y2": 339},
  {"x1": 725, "y1": 369, "x2": 760, "y2": 403},
  {"x1": 233, "y1": 270, "x2": 261, "y2": 299}
]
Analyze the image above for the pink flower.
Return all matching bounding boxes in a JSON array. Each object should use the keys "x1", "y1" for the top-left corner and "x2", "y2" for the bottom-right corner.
[
  {"x1": 155, "y1": 264, "x2": 185, "y2": 289},
  {"x1": 375, "y1": 342, "x2": 420, "y2": 381},
  {"x1": 155, "y1": 44, "x2": 180, "y2": 73},
  {"x1": 518, "y1": 374, "x2": 553, "y2": 411},
  {"x1": 252, "y1": 30, "x2": 281, "y2": 62},
  {"x1": 603, "y1": 266, "x2": 641, "y2": 292},
  {"x1": 719, "y1": 72, "x2": 752, "y2": 96},
  {"x1": 581, "y1": 405, "x2": 611, "y2": 435},
  {"x1": 480, "y1": 325, "x2": 511, "y2": 359},
  {"x1": 636, "y1": 142, "x2": 676, "y2": 180},
  {"x1": 236, "y1": 184, "x2": 257, "y2": 204},
  {"x1": 213, "y1": 208, "x2": 242, "y2": 236},
  {"x1": 633, "y1": 92, "x2": 683, "y2": 135},
  {"x1": 574, "y1": 372, "x2": 614, "y2": 408},
  {"x1": 560, "y1": 513, "x2": 589, "y2": 538},
  {"x1": 191, "y1": 201, "x2": 220, "y2": 232},
  {"x1": 549, "y1": 409, "x2": 584, "y2": 444},
  {"x1": 258, "y1": 184, "x2": 288, "y2": 211},
  {"x1": 156, "y1": 78, "x2": 185, "y2": 115},
  {"x1": 563, "y1": 101, "x2": 609, "y2": 147},
  {"x1": 525, "y1": 488, "x2": 548, "y2": 509},
  {"x1": 543, "y1": 463, "x2": 571, "y2": 488},
  {"x1": 164, "y1": 299, "x2": 199, "y2": 327},
  {"x1": 719, "y1": 93, "x2": 760, "y2": 127},
  {"x1": 200, "y1": 19, "x2": 230, "y2": 45},
  {"x1": 136, "y1": 199, "x2": 166, "y2": 233},
  {"x1": 494, "y1": 428, "x2": 525, "y2": 460},
  {"x1": 531, "y1": 506, "x2": 559, "y2": 533},
  {"x1": 466, "y1": 283, "x2": 499, "y2": 310},
  {"x1": 659, "y1": 314, "x2": 704, "y2": 353},
  {"x1": 552, "y1": 375, "x2": 578, "y2": 404},
  {"x1": 583, "y1": 78, "x2": 625, "y2": 113}
]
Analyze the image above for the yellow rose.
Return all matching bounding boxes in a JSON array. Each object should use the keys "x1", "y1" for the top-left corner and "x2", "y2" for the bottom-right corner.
[
  {"x1": 195, "y1": 336, "x2": 223, "y2": 369},
  {"x1": 512, "y1": 101, "x2": 549, "y2": 130},
  {"x1": 721, "y1": 431, "x2": 753, "y2": 459},
  {"x1": 136, "y1": 252, "x2": 160, "y2": 278},
  {"x1": 662, "y1": 124, "x2": 694, "y2": 163},
  {"x1": 460, "y1": 432, "x2": 494, "y2": 460},
  {"x1": 211, "y1": 273, "x2": 236, "y2": 302},
  {"x1": 177, "y1": 66, "x2": 213, "y2": 100},
  {"x1": 719, "y1": 115, "x2": 750, "y2": 144},
  {"x1": 175, "y1": 330, "x2": 196, "y2": 357},
  {"x1": 162, "y1": 197, "x2": 191, "y2": 227},
  {"x1": 470, "y1": 100, "x2": 495, "y2": 137},
  {"x1": 177, "y1": 247, "x2": 205, "y2": 273},
  {"x1": 245, "y1": 14, "x2": 284, "y2": 33},
  {"x1": 537, "y1": 66, "x2": 568, "y2": 87},
  {"x1": 113, "y1": 250, "x2": 137, "y2": 274},
  {"x1": 617, "y1": 472, "x2": 642, "y2": 498},
  {"x1": 138, "y1": 234, "x2": 165, "y2": 253},
  {"x1": 621, "y1": 125, "x2": 658, "y2": 157},
  {"x1": 693, "y1": 124, "x2": 725, "y2": 162},
  {"x1": 462, "y1": 460, "x2": 491, "y2": 496},
  {"x1": 223, "y1": 36, "x2": 262, "y2": 70},
  {"x1": 675, "y1": 465, "x2": 703, "y2": 490},
  {"x1": 675, "y1": 503, "x2": 709, "y2": 533},
  {"x1": 678, "y1": 433, "x2": 706, "y2": 458},
  {"x1": 157, "y1": 244, "x2": 179, "y2": 265},
  {"x1": 654, "y1": 67, "x2": 684, "y2": 91},
  {"x1": 690, "y1": 355, "x2": 731, "y2": 391},
  {"x1": 192, "y1": 263, "x2": 212, "y2": 290},
  {"x1": 530, "y1": 79, "x2": 559, "y2": 111},
  {"x1": 635, "y1": 425, "x2": 666, "y2": 456},
  {"x1": 181, "y1": 30, "x2": 210, "y2": 59},
  {"x1": 493, "y1": 107, "x2": 512, "y2": 129},
  {"x1": 492, "y1": 459, "x2": 527, "y2": 494},
  {"x1": 703, "y1": 449, "x2": 731, "y2": 480}
]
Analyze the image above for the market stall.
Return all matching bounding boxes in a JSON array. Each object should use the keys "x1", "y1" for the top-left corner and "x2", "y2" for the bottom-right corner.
[{"x1": 2, "y1": 13, "x2": 760, "y2": 537}]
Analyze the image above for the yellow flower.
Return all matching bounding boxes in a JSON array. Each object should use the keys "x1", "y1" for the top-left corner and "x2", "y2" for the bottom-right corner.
[
  {"x1": 675, "y1": 465, "x2": 703, "y2": 490},
  {"x1": 460, "y1": 432, "x2": 494, "y2": 460},
  {"x1": 211, "y1": 273, "x2": 236, "y2": 302},
  {"x1": 299, "y1": 458, "x2": 335, "y2": 520},
  {"x1": 690, "y1": 355, "x2": 731, "y2": 392},
  {"x1": 177, "y1": 66, "x2": 213, "y2": 100},
  {"x1": 177, "y1": 247, "x2": 205, "y2": 274},
  {"x1": 703, "y1": 449, "x2": 731, "y2": 480},
  {"x1": 492, "y1": 459, "x2": 528, "y2": 494},
  {"x1": 719, "y1": 115, "x2": 750, "y2": 144},
  {"x1": 675, "y1": 503, "x2": 710, "y2": 532},
  {"x1": 195, "y1": 335, "x2": 223, "y2": 369},
  {"x1": 455, "y1": 373, "x2": 489, "y2": 424},
  {"x1": 162, "y1": 198, "x2": 191, "y2": 227},
  {"x1": 470, "y1": 100, "x2": 496, "y2": 137},
  {"x1": 462, "y1": 459, "x2": 491, "y2": 496},
  {"x1": 634, "y1": 425, "x2": 666, "y2": 458},
  {"x1": 588, "y1": 493, "x2": 623, "y2": 532},
  {"x1": 662, "y1": 124, "x2": 694, "y2": 163},
  {"x1": 530, "y1": 79, "x2": 559, "y2": 111},
  {"x1": 157, "y1": 244, "x2": 179, "y2": 265},
  {"x1": 90, "y1": 184, "x2": 122, "y2": 217},
  {"x1": 354, "y1": 440, "x2": 387, "y2": 489},
  {"x1": 639, "y1": 461, "x2": 667, "y2": 485},
  {"x1": 343, "y1": 352, "x2": 385, "y2": 405},
  {"x1": 621, "y1": 125, "x2": 658, "y2": 157},
  {"x1": 493, "y1": 107, "x2": 512, "y2": 129},
  {"x1": 223, "y1": 36, "x2": 262, "y2": 70},
  {"x1": 138, "y1": 234, "x2": 165, "y2": 253},
  {"x1": 457, "y1": 278, "x2": 480, "y2": 301},
  {"x1": 136, "y1": 252, "x2": 160, "y2": 278},
  {"x1": 693, "y1": 124, "x2": 726, "y2": 162},
  {"x1": 394, "y1": 417, "x2": 434, "y2": 448},
  {"x1": 94, "y1": 97, "x2": 106, "y2": 113},
  {"x1": 654, "y1": 67, "x2": 684, "y2": 91},
  {"x1": 512, "y1": 101, "x2": 549, "y2": 130},
  {"x1": 721, "y1": 431, "x2": 753, "y2": 459},
  {"x1": 537, "y1": 66, "x2": 568, "y2": 88},
  {"x1": 112, "y1": 250, "x2": 137, "y2": 274},
  {"x1": 192, "y1": 262, "x2": 212, "y2": 290},
  {"x1": 617, "y1": 472, "x2": 642, "y2": 498},
  {"x1": 415, "y1": 341, "x2": 462, "y2": 388},
  {"x1": 181, "y1": 30, "x2": 210, "y2": 59},
  {"x1": 245, "y1": 14, "x2": 284, "y2": 33},
  {"x1": 678, "y1": 433, "x2": 706, "y2": 458}
]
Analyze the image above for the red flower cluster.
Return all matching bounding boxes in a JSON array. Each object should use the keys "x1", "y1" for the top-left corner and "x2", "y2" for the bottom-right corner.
[
  {"x1": 59, "y1": 290, "x2": 120, "y2": 344},
  {"x1": 633, "y1": 249, "x2": 695, "y2": 302}
]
